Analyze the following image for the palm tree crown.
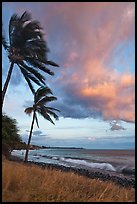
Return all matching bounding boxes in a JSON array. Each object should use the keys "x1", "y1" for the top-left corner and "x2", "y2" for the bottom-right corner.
[
  {"x1": 25, "y1": 86, "x2": 60, "y2": 127},
  {"x1": 2, "y1": 11, "x2": 59, "y2": 95}
]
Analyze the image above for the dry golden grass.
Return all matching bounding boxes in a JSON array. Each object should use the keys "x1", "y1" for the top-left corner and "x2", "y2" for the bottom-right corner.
[{"x1": 2, "y1": 159, "x2": 135, "y2": 202}]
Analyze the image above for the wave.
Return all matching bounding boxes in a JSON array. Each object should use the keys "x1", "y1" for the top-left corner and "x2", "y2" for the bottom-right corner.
[
  {"x1": 34, "y1": 155, "x2": 134, "y2": 174},
  {"x1": 116, "y1": 166, "x2": 135, "y2": 175},
  {"x1": 59, "y1": 157, "x2": 116, "y2": 171},
  {"x1": 11, "y1": 150, "x2": 134, "y2": 174}
]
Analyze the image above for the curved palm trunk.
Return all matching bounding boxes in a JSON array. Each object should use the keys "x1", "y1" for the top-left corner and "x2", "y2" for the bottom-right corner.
[
  {"x1": 24, "y1": 111, "x2": 36, "y2": 162},
  {"x1": 2, "y1": 62, "x2": 14, "y2": 108}
]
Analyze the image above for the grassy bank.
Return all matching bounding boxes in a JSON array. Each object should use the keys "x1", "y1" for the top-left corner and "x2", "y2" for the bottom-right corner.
[{"x1": 2, "y1": 159, "x2": 135, "y2": 202}]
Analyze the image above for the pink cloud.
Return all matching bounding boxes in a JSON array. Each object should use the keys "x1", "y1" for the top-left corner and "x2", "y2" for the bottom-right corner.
[
  {"x1": 56, "y1": 57, "x2": 135, "y2": 122},
  {"x1": 3, "y1": 2, "x2": 135, "y2": 122},
  {"x1": 52, "y1": 2, "x2": 135, "y2": 122}
]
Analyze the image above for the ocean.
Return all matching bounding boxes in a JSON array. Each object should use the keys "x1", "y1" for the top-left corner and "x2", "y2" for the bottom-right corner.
[{"x1": 11, "y1": 148, "x2": 135, "y2": 176}]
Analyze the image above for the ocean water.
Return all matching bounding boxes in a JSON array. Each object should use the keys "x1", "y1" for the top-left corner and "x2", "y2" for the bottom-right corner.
[{"x1": 11, "y1": 148, "x2": 135, "y2": 175}]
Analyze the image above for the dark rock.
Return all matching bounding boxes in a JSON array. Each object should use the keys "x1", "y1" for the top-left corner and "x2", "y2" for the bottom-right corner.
[
  {"x1": 122, "y1": 168, "x2": 135, "y2": 175},
  {"x1": 9, "y1": 159, "x2": 135, "y2": 189}
]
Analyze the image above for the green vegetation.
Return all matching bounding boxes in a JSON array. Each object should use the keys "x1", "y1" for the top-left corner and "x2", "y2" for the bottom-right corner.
[{"x1": 2, "y1": 114, "x2": 26, "y2": 157}]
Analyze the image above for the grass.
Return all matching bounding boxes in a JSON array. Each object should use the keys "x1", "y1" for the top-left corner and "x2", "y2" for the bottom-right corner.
[{"x1": 2, "y1": 159, "x2": 135, "y2": 202}]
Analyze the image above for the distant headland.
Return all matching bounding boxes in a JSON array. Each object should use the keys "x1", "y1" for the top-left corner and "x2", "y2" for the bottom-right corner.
[{"x1": 28, "y1": 145, "x2": 84, "y2": 150}]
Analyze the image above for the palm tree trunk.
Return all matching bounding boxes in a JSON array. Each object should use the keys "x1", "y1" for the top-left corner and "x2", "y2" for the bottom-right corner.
[
  {"x1": 2, "y1": 62, "x2": 14, "y2": 108},
  {"x1": 24, "y1": 111, "x2": 36, "y2": 162}
]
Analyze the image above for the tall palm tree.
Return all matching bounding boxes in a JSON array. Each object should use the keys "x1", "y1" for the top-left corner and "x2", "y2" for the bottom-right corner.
[
  {"x1": 24, "y1": 86, "x2": 60, "y2": 162},
  {"x1": 2, "y1": 11, "x2": 59, "y2": 108}
]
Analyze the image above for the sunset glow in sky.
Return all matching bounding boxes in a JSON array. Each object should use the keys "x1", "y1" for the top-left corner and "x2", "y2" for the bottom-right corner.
[{"x1": 2, "y1": 2, "x2": 135, "y2": 149}]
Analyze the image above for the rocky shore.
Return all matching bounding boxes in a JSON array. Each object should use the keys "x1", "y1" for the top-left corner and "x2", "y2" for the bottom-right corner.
[{"x1": 8, "y1": 155, "x2": 135, "y2": 189}]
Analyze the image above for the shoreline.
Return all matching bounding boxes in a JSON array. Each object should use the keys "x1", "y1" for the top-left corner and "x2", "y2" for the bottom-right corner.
[{"x1": 8, "y1": 155, "x2": 135, "y2": 189}]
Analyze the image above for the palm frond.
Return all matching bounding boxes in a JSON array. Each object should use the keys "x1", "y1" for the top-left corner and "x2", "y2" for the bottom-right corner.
[
  {"x1": 22, "y1": 29, "x2": 44, "y2": 43},
  {"x1": 35, "y1": 86, "x2": 53, "y2": 103},
  {"x1": 18, "y1": 65, "x2": 43, "y2": 86},
  {"x1": 45, "y1": 107, "x2": 60, "y2": 112},
  {"x1": 26, "y1": 58, "x2": 54, "y2": 76},
  {"x1": 23, "y1": 20, "x2": 43, "y2": 32},
  {"x1": 25, "y1": 77, "x2": 35, "y2": 95},
  {"x1": 37, "y1": 96, "x2": 57, "y2": 105},
  {"x1": 20, "y1": 21, "x2": 44, "y2": 46},
  {"x1": 19, "y1": 65, "x2": 35, "y2": 94},
  {"x1": 9, "y1": 11, "x2": 43, "y2": 49},
  {"x1": 20, "y1": 62, "x2": 46, "y2": 85},
  {"x1": 46, "y1": 60, "x2": 59, "y2": 67},
  {"x1": 9, "y1": 13, "x2": 20, "y2": 44},
  {"x1": 37, "y1": 107, "x2": 55, "y2": 125},
  {"x1": 25, "y1": 39, "x2": 48, "y2": 51},
  {"x1": 45, "y1": 109, "x2": 59, "y2": 120},
  {"x1": 24, "y1": 107, "x2": 33, "y2": 115},
  {"x1": 23, "y1": 47, "x2": 47, "y2": 59},
  {"x1": 20, "y1": 11, "x2": 31, "y2": 23}
]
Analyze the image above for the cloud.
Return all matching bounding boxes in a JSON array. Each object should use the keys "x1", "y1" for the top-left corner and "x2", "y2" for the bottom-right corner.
[
  {"x1": 110, "y1": 124, "x2": 125, "y2": 131},
  {"x1": 87, "y1": 137, "x2": 96, "y2": 141},
  {"x1": 25, "y1": 130, "x2": 48, "y2": 137},
  {"x1": 109, "y1": 121, "x2": 125, "y2": 131},
  {"x1": 32, "y1": 130, "x2": 49, "y2": 137},
  {"x1": 45, "y1": 2, "x2": 134, "y2": 123},
  {"x1": 53, "y1": 125, "x2": 85, "y2": 130},
  {"x1": 22, "y1": 129, "x2": 50, "y2": 144},
  {"x1": 54, "y1": 63, "x2": 134, "y2": 122},
  {"x1": 32, "y1": 130, "x2": 43, "y2": 136},
  {"x1": 21, "y1": 134, "x2": 134, "y2": 149},
  {"x1": 2, "y1": 2, "x2": 135, "y2": 123},
  {"x1": 54, "y1": 101, "x2": 101, "y2": 119}
]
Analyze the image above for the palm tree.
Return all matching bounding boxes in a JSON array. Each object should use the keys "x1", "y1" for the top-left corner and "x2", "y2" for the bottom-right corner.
[
  {"x1": 24, "y1": 86, "x2": 60, "y2": 162},
  {"x1": 2, "y1": 11, "x2": 59, "y2": 108}
]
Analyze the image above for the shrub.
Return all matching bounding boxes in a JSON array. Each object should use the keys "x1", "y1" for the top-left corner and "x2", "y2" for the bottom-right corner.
[{"x1": 2, "y1": 113, "x2": 23, "y2": 156}]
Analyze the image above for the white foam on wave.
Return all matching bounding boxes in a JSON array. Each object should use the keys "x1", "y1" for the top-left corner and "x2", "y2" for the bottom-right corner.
[
  {"x1": 52, "y1": 156, "x2": 58, "y2": 160},
  {"x1": 11, "y1": 150, "x2": 116, "y2": 172},
  {"x1": 60, "y1": 158, "x2": 116, "y2": 171},
  {"x1": 11, "y1": 149, "x2": 25, "y2": 157}
]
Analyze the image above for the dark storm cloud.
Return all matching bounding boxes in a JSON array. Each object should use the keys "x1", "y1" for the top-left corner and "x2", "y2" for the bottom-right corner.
[{"x1": 54, "y1": 101, "x2": 102, "y2": 119}]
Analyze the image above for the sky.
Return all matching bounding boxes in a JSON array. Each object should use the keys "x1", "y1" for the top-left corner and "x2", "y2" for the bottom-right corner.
[{"x1": 2, "y1": 2, "x2": 135, "y2": 149}]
